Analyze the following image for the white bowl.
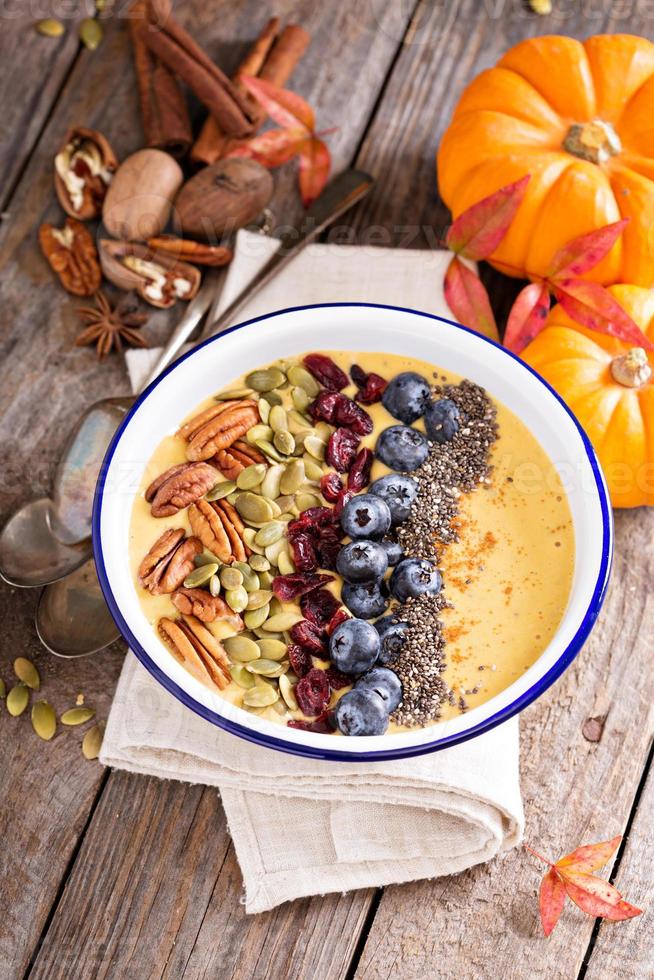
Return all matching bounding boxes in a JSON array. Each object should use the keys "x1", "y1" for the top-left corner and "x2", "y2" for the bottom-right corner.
[{"x1": 93, "y1": 303, "x2": 612, "y2": 761}]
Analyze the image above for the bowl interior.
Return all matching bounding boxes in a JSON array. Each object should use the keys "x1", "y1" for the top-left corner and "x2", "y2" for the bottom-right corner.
[{"x1": 94, "y1": 303, "x2": 612, "y2": 761}]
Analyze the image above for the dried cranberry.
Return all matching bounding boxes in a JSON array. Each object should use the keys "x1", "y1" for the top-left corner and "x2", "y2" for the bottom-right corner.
[
  {"x1": 309, "y1": 390, "x2": 341, "y2": 423},
  {"x1": 351, "y1": 364, "x2": 388, "y2": 405},
  {"x1": 347, "y1": 448, "x2": 374, "y2": 492},
  {"x1": 334, "y1": 489, "x2": 355, "y2": 517},
  {"x1": 272, "y1": 572, "x2": 333, "y2": 600},
  {"x1": 287, "y1": 643, "x2": 312, "y2": 678},
  {"x1": 304, "y1": 353, "x2": 349, "y2": 391},
  {"x1": 326, "y1": 427, "x2": 360, "y2": 472},
  {"x1": 303, "y1": 506, "x2": 337, "y2": 527},
  {"x1": 316, "y1": 538, "x2": 341, "y2": 570},
  {"x1": 326, "y1": 607, "x2": 351, "y2": 635},
  {"x1": 323, "y1": 666, "x2": 350, "y2": 691},
  {"x1": 350, "y1": 364, "x2": 368, "y2": 388},
  {"x1": 288, "y1": 710, "x2": 335, "y2": 733},
  {"x1": 334, "y1": 397, "x2": 373, "y2": 436},
  {"x1": 290, "y1": 619, "x2": 327, "y2": 655},
  {"x1": 295, "y1": 668, "x2": 331, "y2": 716},
  {"x1": 321, "y1": 471, "x2": 344, "y2": 503},
  {"x1": 301, "y1": 588, "x2": 341, "y2": 627},
  {"x1": 289, "y1": 531, "x2": 318, "y2": 571}
]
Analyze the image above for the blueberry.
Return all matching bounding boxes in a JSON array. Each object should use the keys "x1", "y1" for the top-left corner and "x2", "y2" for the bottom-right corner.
[
  {"x1": 390, "y1": 558, "x2": 442, "y2": 602},
  {"x1": 374, "y1": 618, "x2": 409, "y2": 664},
  {"x1": 336, "y1": 540, "x2": 388, "y2": 584},
  {"x1": 341, "y1": 493, "x2": 392, "y2": 540},
  {"x1": 334, "y1": 688, "x2": 389, "y2": 736},
  {"x1": 342, "y1": 580, "x2": 389, "y2": 619},
  {"x1": 379, "y1": 538, "x2": 404, "y2": 566},
  {"x1": 329, "y1": 618, "x2": 380, "y2": 674},
  {"x1": 424, "y1": 398, "x2": 461, "y2": 444},
  {"x1": 356, "y1": 666, "x2": 403, "y2": 712},
  {"x1": 382, "y1": 371, "x2": 431, "y2": 424},
  {"x1": 370, "y1": 474, "x2": 418, "y2": 525},
  {"x1": 376, "y1": 425, "x2": 429, "y2": 473}
]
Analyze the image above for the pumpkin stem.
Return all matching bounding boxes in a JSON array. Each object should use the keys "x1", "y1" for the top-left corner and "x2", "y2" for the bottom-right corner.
[
  {"x1": 563, "y1": 120, "x2": 622, "y2": 165},
  {"x1": 610, "y1": 348, "x2": 652, "y2": 388}
]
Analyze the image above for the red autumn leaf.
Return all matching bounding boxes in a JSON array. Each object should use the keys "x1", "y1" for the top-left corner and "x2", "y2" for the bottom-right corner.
[
  {"x1": 540, "y1": 867, "x2": 567, "y2": 937},
  {"x1": 548, "y1": 220, "x2": 628, "y2": 279},
  {"x1": 445, "y1": 175, "x2": 530, "y2": 261},
  {"x1": 299, "y1": 136, "x2": 331, "y2": 207},
  {"x1": 553, "y1": 278, "x2": 654, "y2": 350},
  {"x1": 504, "y1": 282, "x2": 551, "y2": 353},
  {"x1": 240, "y1": 75, "x2": 315, "y2": 131},
  {"x1": 562, "y1": 879, "x2": 641, "y2": 921},
  {"x1": 229, "y1": 126, "x2": 310, "y2": 167},
  {"x1": 444, "y1": 256, "x2": 497, "y2": 338}
]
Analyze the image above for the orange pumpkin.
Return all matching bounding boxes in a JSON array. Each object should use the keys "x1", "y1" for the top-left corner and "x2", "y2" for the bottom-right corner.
[
  {"x1": 522, "y1": 285, "x2": 654, "y2": 508},
  {"x1": 438, "y1": 34, "x2": 654, "y2": 287}
]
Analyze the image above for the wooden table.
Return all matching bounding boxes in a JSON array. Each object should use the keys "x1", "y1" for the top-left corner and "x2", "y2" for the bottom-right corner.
[{"x1": 1, "y1": 2, "x2": 652, "y2": 977}]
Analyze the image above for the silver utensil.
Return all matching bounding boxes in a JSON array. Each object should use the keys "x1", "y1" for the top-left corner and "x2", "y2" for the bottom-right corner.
[{"x1": 36, "y1": 558, "x2": 120, "y2": 657}]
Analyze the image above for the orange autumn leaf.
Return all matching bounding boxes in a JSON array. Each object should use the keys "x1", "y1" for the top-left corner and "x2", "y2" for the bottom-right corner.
[
  {"x1": 526, "y1": 837, "x2": 642, "y2": 937},
  {"x1": 299, "y1": 136, "x2": 331, "y2": 207}
]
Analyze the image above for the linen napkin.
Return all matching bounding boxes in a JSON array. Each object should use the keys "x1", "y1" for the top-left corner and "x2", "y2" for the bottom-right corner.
[{"x1": 104, "y1": 231, "x2": 523, "y2": 914}]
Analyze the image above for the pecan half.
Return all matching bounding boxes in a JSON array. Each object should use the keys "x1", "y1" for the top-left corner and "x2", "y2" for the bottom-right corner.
[
  {"x1": 138, "y1": 529, "x2": 202, "y2": 594},
  {"x1": 177, "y1": 399, "x2": 258, "y2": 443},
  {"x1": 186, "y1": 402, "x2": 260, "y2": 462},
  {"x1": 213, "y1": 439, "x2": 266, "y2": 480},
  {"x1": 171, "y1": 587, "x2": 244, "y2": 630},
  {"x1": 54, "y1": 127, "x2": 117, "y2": 220},
  {"x1": 147, "y1": 236, "x2": 233, "y2": 267},
  {"x1": 146, "y1": 461, "x2": 218, "y2": 517},
  {"x1": 39, "y1": 218, "x2": 101, "y2": 296},
  {"x1": 188, "y1": 497, "x2": 248, "y2": 563},
  {"x1": 158, "y1": 615, "x2": 231, "y2": 691}
]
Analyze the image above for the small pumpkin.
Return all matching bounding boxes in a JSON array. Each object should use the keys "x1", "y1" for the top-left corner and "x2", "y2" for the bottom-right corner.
[
  {"x1": 438, "y1": 34, "x2": 654, "y2": 286},
  {"x1": 522, "y1": 284, "x2": 654, "y2": 508}
]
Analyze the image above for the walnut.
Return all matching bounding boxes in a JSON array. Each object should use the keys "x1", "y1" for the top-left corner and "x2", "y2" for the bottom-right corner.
[
  {"x1": 171, "y1": 588, "x2": 244, "y2": 630},
  {"x1": 158, "y1": 615, "x2": 231, "y2": 691},
  {"x1": 145, "y1": 461, "x2": 218, "y2": 518},
  {"x1": 138, "y1": 528, "x2": 201, "y2": 595},
  {"x1": 39, "y1": 218, "x2": 101, "y2": 296}
]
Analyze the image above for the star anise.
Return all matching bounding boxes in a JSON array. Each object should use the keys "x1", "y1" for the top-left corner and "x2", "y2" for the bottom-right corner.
[{"x1": 74, "y1": 290, "x2": 149, "y2": 360}]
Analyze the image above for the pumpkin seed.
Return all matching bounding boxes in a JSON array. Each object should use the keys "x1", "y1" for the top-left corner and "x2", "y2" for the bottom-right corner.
[
  {"x1": 261, "y1": 463, "x2": 284, "y2": 500},
  {"x1": 258, "y1": 570, "x2": 274, "y2": 589},
  {"x1": 194, "y1": 549, "x2": 221, "y2": 567},
  {"x1": 237, "y1": 463, "x2": 267, "y2": 490},
  {"x1": 280, "y1": 459, "x2": 305, "y2": 495},
  {"x1": 61, "y1": 706, "x2": 95, "y2": 726},
  {"x1": 235, "y1": 492, "x2": 274, "y2": 524},
  {"x1": 296, "y1": 492, "x2": 321, "y2": 512},
  {"x1": 265, "y1": 390, "x2": 283, "y2": 406},
  {"x1": 247, "y1": 423, "x2": 274, "y2": 445},
  {"x1": 314, "y1": 421, "x2": 332, "y2": 442},
  {"x1": 227, "y1": 491, "x2": 240, "y2": 505},
  {"x1": 184, "y1": 563, "x2": 219, "y2": 588},
  {"x1": 79, "y1": 17, "x2": 103, "y2": 50},
  {"x1": 225, "y1": 586, "x2": 248, "y2": 613},
  {"x1": 264, "y1": 537, "x2": 288, "y2": 566},
  {"x1": 249, "y1": 554, "x2": 270, "y2": 572},
  {"x1": 274, "y1": 430, "x2": 295, "y2": 455},
  {"x1": 206, "y1": 479, "x2": 236, "y2": 501},
  {"x1": 287, "y1": 410, "x2": 312, "y2": 434},
  {"x1": 224, "y1": 635, "x2": 260, "y2": 662},
  {"x1": 263, "y1": 612, "x2": 303, "y2": 632},
  {"x1": 275, "y1": 494, "x2": 296, "y2": 514},
  {"x1": 243, "y1": 682, "x2": 279, "y2": 708},
  {"x1": 215, "y1": 387, "x2": 255, "y2": 401},
  {"x1": 230, "y1": 664, "x2": 256, "y2": 689},
  {"x1": 291, "y1": 386, "x2": 312, "y2": 412},
  {"x1": 6, "y1": 684, "x2": 29, "y2": 717},
  {"x1": 303, "y1": 457, "x2": 324, "y2": 482},
  {"x1": 244, "y1": 604, "x2": 270, "y2": 630},
  {"x1": 304, "y1": 436, "x2": 327, "y2": 460},
  {"x1": 232, "y1": 561, "x2": 260, "y2": 591},
  {"x1": 82, "y1": 722, "x2": 105, "y2": 760},
  {"x1": 287, "y1": 364, "x2": 320, "y2": 396},
  {"x1": 14, "y1": 657, "x2": 40, "y2": 691},
  {"x1": 268, "y1": 596, "x2": 283, "y2": 617},
  {"x1": 0, "y1": 678, "x2": 5, "y2": 699},
  {"x1": 209, "y1": 574, "x2": 221, "y2": 597},
  {"x1": 242, "y1": 528, "x2": 264, "y2": 554},
  {"x1": 247, "y1": 659, "x2": 288, "y2": 678},
  {"x1": 279, "y1": 673, "x2": 298, "y2": 710},
  {"x1": 277, "y1": 549, "x2": 295, "y2": 576},
  {"x1": 32, "y1": 700, "x2": 56, "y2": 740},
  {"x1": 257, "y1": 398, "x2": 271, "y2": 424},
  {"x1": 256, "y1": 638, "x2": 287, "y2": 661},
  {"x1": 36, "y1": 17, "x2": 65, "y2": 37},
  {"x1": 219, "y1": 566, "x2": 243, "y2": 590},
  {"x1": 246, "y1": 367, "x2": 285, "y2": 392},
  {"x1": 269, "y1": 405, "x2": 289, "y2": 433},
  {"x1": 254, "y1": 521, "x2": 284, "y2": 547},
  {"x1": 247, "y1": 589, "x2": 273, "y2": 610},
  {"x1": 255, "y1": 439, "x2": 286, "y2": 463}
]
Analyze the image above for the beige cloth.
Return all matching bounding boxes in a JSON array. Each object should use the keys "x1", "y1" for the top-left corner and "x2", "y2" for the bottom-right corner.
[{"x1": 103, "y1": 231, "x2": 524, "y2": 914}]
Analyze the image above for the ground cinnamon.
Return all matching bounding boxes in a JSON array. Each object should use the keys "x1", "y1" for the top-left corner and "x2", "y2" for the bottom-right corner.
[
  {"x1": 190, "y1": 20, "x2": 310, "y2": 168},
  {"x1": 129, "y1": 0, "x2": 192, "y2": 158}
]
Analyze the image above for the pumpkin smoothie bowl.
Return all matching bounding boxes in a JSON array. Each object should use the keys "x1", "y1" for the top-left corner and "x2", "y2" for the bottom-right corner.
[{"x1": 94, "y1": 305, "x2": 611, "y2": 758}]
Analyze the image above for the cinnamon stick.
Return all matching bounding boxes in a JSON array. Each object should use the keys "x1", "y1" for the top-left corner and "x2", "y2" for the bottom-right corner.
[
  {"x1": 128, "y1": 0, "x2": 192, "y2": 158},
  {"x1": 190, "y1": 21, "x2": 310, "y2": 168},
  {"x1": 141, "y1": 0, "x2": 256, "y2": 138}
]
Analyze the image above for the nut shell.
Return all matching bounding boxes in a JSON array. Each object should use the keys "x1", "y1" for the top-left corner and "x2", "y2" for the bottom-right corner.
[
  {"x1": 99, "y1": 240, "x2": 200, "y2": 309},
  {"x1": 54, "y1": 127, "x2": 118, "y2": 220},
  {"x1": 102, "y1": 148, "x2": 183, "y2": 241},
  {"x1": 174, "y1": 158, "x2": 273, "y2": 240}
]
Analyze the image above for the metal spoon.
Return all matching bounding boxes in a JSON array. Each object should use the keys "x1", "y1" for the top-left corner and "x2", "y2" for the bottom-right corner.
[{"x1": 36, "y1": 557, "x2": 120, "y2": 657}]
